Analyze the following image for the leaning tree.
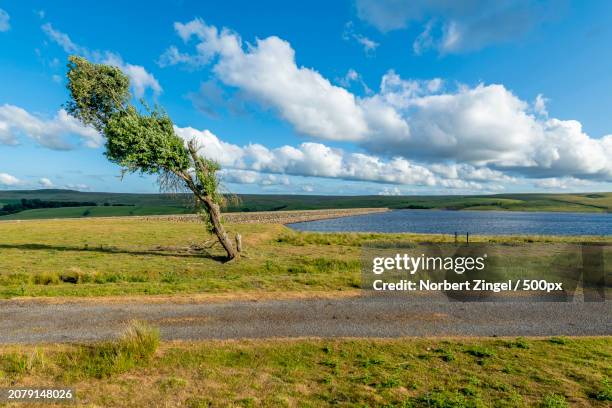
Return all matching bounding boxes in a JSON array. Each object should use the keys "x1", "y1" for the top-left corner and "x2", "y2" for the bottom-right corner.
[{"x1": 65, "y1": 55, "x2": 240, "y2": 260}]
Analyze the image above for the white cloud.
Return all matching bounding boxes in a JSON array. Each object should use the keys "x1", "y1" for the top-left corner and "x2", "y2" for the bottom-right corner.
[
  {"x1": 378, "y1": 186, "x2": 401, "y2": 196},
  {"x1": 339, "y1": 68, "x2": 359, "y2": 87},
  {"x1": 413, "y1": 20, "x2": 435, "y2": 55},
  {"x1": 0, "y1": 104, "x2": 102, "y2": 149},
  {"x1": 373, "y1": 81, "x2": 612, "y2": 180},
  {"x1": 378, "y1": 70, "x2": 442, "y2": 106},
  {"x1": 158, "y1": 46, "x2": 198, "y2": 67},
  {"x1": 356, "y1": 0, "x2": 556, "y2": 54},
  {"x1": 42, "y1": 23, "x2": 161, "y2": 97},
  {"x1": 429, "y1": 163, "x2": 515, "y2": 183},
  {"x1": 0, "y1": 9, "x2": 10, "y2": 32},
  {"x1": 534, "y1": 93, "x2": 549, "y2": 117},
  {"x1": 369, "y1": 79, "x2": 610, "y2": 181},
  {"x1": 102, "y1": 53, "x2": 162, "y2": 98},
  {"x1": 338, "y1": 69, "x2": 372, "y2": 94},
  {"x1": 0, "y1": 173, "x2": 21, "y2": 186},
  {"x1": 162, "y1": 19, "x2": 412, "y2": 143},
  {"x1": 38, "y1": 178, "x2": 54, "y2": 187},
  {"x1": 220, "y1": 169, "x2": 290, "y2": 186},
  {"x1": 534, "y1": 177, "x2": 592, "y2": 190},
  {"x1": 161, "y1": 19, "x2": 372, "y2": 142},
  {"x1": 64, "y1": 183, "x2": 90, "y2": 191},
  {"x1": 42, "y1": 23, "x2": 87, "y2": 54},
  {"x1": 162, "y1": 20, "x2": 612, "y2": 184},
  {"x1": 342, "y1": 21, "x2": 379, "y2": 55},
  {"x1": 174, "y1": 125, "x2": 508, "y2": 190}
]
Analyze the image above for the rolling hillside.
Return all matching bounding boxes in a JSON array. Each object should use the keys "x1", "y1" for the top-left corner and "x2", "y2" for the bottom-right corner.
[{"x1": 0, "y1": 189, "x2": 610, "y2": 220}]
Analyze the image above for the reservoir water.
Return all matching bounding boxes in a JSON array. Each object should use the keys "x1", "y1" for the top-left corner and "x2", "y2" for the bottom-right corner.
[{"x1": 288, "y1": 209, "x2": 611, "y2": 236}]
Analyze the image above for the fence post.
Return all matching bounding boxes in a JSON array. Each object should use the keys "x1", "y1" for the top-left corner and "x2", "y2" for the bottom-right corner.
[{"x1": 235, "y1": 233, "x2": 242, "y2": 252}]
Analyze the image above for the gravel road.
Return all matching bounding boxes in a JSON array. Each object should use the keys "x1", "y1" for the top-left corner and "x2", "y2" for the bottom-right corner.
[{"x1": 1, "y1": 296, "x2": 609, "y2": 343}]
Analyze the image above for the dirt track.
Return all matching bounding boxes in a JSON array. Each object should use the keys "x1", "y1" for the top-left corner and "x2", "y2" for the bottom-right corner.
[{"x1": 1, "y1": 296, "x2": 609, "y2": 344}]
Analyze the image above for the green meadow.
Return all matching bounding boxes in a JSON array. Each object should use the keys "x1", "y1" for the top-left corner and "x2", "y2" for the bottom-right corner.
[
  {"x1": 1, "y1": 190, "x2": 610, "y2": 220},
  {"x1": 0, "y1": 215, "x2": 609, "y2": 407},
  {"x1": 0, "y1": 325, "x2": 610, "y2": 407},
  {"x1": 0, "y1": 218, "x2": 608, "y2": 298}
]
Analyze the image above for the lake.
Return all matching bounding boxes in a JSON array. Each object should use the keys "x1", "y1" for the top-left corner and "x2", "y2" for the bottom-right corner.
[{"x1": 288, "y1": 209, "x2": 612, "y2": 236}]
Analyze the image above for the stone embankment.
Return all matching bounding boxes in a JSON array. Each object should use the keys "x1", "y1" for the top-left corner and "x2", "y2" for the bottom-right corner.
[
  {"x1": 142, "y1": 208, "x2": 389, "y2": 224},
  {"x1": 0, "y1": 208, "x2": 389, "y2": 225}
]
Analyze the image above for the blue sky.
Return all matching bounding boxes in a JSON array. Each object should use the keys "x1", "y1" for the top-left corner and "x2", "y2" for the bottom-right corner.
[{"x1": 1, "y1": 0, "x2": 611, "y2": 195}]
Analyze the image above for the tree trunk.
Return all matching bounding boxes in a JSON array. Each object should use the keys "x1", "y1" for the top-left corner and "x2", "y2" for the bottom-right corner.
[
  {"x1": 203, "y1": 197, "x2": 239, "y2": 261},
  {"x1": 179, "y1": 142, "x2": 240, "y2": 262}
]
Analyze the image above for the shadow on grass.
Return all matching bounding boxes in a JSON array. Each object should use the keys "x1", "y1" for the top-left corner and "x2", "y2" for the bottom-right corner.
[{"x1": 0, "y1": 243, "x2": 228, "y2": 262}]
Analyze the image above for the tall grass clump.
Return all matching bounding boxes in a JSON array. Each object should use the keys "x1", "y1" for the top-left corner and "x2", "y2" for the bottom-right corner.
[
  {"x1": 589, "y1": 377, "x2": 612, "y2": 401},
  {"x1": 33, "y1": 272, "x2": 60, "y2": 285},
  {"x1": 65, "y1": 321, "x2": 159, "y2": 379},
  {"x1": 0, "y1": 349, "x2": 46, "y2": 378}
]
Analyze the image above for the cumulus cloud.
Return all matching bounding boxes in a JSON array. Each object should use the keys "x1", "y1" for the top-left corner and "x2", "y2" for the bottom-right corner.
[
  {"x1": 355, "y1": 0, "x2": 557, "y2": 54},
  {"x1": 64, "y1": 183, "x2": 90, "y2": 191},
  {"x1": 0, "y1": 173, "x2": 21, "y2": 186},
  {"x1": 378, "y1": 186, "x2": 401, "y2": 196},
  {"x1": 161, "y1": 19, "x2": 372, "y2": 142},
  {"x1": 42, "y1": 23, "x2": 161, "y2": 97},
  {"x1": 38, "y1": 177, "x2": 54, "y2": 187},
  {"x1": 534, "y1": 177, "x2": 592, "y2": 190},
  {"x1": 174, "y1": 126, "x2": 434, "y2": 185},
  {"x1": 0, "y1": 8, "x2": 10, "y2": 32},
  {"x1": 174, "y1": 125, "x2": 508, "y2": 190},
  {"x1": 428, "y1": 163, "x2": 515, "y2": 183},
  {"x1": 220, "y1": 169, "x2": 290, "y2": 186},
  {"x1": 0, "y1": 104, "x2": 102, "y2": 149},
  {"x1": 161, "y1": 19, "x2": 411, "y2": 143},
  {"x1": 373, "y1": 81, "x2": 612, "y2": 180},
  {"x1": 161, "y1": 19, "x2": 612, "y2": 184},
  {"x1": 102, "y1": 52, "x2": 162, "y2": 97}
]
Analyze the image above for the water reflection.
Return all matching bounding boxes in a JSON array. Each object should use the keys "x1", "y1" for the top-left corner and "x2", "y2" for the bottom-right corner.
[{"x1": 289, "y1": 210, "x2": 611, "y2": 236}]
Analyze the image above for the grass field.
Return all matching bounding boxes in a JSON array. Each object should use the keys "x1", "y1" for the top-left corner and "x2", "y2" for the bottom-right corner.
[
  {"x1": 0, "y1": 218, "x2": 609, "y2": 299},
  {"x1": 1, "y1": 190, "x2": 611, "y2": 220},
  {"x1": 0, "y1": 324, "x2": 610, "y2": 407},
  {"x1": 0, "y1": 205, "x2": 192, "y2": 220},
  {"x1": 0, "y1": 218, "x2": 610, "y2": 407}
]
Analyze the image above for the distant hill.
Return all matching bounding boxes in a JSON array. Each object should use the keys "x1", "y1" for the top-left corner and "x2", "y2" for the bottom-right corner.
[{"x1": 0, "y1": 189, "x2": 610, "y2": 220}]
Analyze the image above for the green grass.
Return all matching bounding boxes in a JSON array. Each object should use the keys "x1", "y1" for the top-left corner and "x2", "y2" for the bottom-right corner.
[
  {"x1": 0, "y1": 219, "x2": 364, "y2": 297},
  {"x1": 0, "y1": 218, "x2": 608, "y2": 298},
  {"x1": 0, "y1": 336, "x2": 610, "y2": 406},
  {"x1": 0, "y1": 205, "x2": 192, "y2": 220},
  {"x1": 68, "y1": 321, "x2": 160, "y2": 379},
  {"x1": 1, "y1": 190, "x2": 610, "y2": 220}
]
